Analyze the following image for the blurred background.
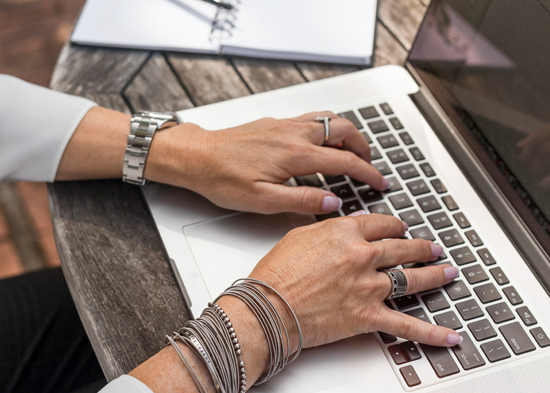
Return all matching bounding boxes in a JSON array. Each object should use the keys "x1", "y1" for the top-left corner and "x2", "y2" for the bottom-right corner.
[{"x1": 0, "y1": 0, "x2": 86, "y2": 278}]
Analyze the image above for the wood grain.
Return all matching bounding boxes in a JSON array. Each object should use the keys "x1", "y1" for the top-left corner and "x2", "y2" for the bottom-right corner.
[
  {"x1": 373, "y1": 22, "x2": 409, "y2": 67},
  {"x1": 378, "y1": 0, "x2": 427, "y2": 50},
  {"x1": 232, "y1": 58, "x2": 306, "y2": 93}
]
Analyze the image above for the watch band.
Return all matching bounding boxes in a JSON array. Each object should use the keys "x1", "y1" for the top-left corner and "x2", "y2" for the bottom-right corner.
[{"x1": 123, "y1": 111, "x2": 182, "y2": 185}]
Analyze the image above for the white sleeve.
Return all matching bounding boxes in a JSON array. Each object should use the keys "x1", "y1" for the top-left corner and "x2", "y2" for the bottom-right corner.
[
  {"x1": 99, "y1": 375, "x2": 155, "y2": 393},
  {"x1": 0, "y1": 74, "x2": 97, "y2": 182}
]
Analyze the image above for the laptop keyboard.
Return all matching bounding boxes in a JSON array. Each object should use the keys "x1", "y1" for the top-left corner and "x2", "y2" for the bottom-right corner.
[{"x1": 295, "y1": 103, "x2": 550, "y2": 389}]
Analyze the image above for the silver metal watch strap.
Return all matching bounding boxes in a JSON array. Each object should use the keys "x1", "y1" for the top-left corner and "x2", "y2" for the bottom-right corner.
[{"x1": 123, "y1": 111, "x2": 181, "y2": 185}]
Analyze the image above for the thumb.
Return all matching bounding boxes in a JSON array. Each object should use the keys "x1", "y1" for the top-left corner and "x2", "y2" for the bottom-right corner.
[{"x1": 260, "y1": 183, "x2": 343, "y2": 214}]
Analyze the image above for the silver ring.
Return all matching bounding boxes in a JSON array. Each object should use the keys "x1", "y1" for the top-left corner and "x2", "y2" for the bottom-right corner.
[
  {"x1": 315, "y1": 116, "x2": 331, "y2": 143},
  {"x1": 383, "y1": 269, "x2": 408, "y2": 299}
]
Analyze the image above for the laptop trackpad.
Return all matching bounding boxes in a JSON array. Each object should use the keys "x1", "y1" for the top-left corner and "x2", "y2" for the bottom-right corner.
[{"x1": 183, "y1": 212, "x2": 294, "y2": 299}]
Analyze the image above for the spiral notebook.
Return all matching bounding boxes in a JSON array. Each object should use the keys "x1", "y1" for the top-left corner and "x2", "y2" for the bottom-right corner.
[{"x1": 71, "y1": 0, "x2": 378, "y2": 65}]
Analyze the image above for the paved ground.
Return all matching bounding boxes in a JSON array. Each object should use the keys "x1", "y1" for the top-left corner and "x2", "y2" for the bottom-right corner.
[{"x1": 0, "y1": 0, "x2": 86, "y2": 278}]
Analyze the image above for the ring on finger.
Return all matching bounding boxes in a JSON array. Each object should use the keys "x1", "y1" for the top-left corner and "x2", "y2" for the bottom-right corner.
[
  {"x1": 382, "y1": 269, "x2": 408, "y2": 299},
  {"x1": 314, "y1": 116, "x2": 331, "y2": 143}
]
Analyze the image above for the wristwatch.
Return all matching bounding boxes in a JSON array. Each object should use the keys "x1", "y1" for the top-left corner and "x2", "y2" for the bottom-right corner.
[{"x1": 123, "y1": 111, "x2": 182, "y2": 185}]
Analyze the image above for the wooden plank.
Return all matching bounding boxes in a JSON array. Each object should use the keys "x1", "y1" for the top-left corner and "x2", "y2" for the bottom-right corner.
[
  {"x1": 48, "y1": 180, "x2": 190, "y2": 379},
  {"x1": 232, "y1": 57, "x2": 306, "y2": 93},
  {"x1": 378, "y1": 0, "x2": 427, "y2": 50},
  {"x1": 50, "y1": 43, "x2": 149, "y2": 95},
  {"x1": 82, "y1": 93, "x2": 132, "y2": 115},
  {"x1": 373, "y1": 21, "x2": 409, "y2": 67},
  {"x1": 167, "y1": 53, "x2": 251, "y2": 106},
  {"x1": 297, "y1": 63, "x2": 360, "y2": 82},
  {"x1": 124, "y1": 52, "x2": 194, "y2": 112}
]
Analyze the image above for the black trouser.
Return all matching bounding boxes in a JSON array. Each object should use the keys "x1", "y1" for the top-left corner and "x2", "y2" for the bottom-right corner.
[{"x1": 0, "y1": 267, "x2": 106, "y2": 393}]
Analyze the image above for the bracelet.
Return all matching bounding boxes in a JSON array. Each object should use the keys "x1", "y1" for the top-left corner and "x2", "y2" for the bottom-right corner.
[{"x1": 165, "y1": 333, "x2": 208, "y2": 393}]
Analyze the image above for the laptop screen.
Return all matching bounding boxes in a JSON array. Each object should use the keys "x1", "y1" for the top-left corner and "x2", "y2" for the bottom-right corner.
[{"x1": 408, "y1": 0, "x2": 550, "y2": 256}]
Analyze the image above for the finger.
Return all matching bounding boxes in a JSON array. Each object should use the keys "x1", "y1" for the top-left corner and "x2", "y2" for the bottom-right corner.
[
  {"x1": 256, "y1": 182, "x2": 342, "y2": 215},
  {"x1": 378, "y1": 265, "x2": 459, "y2": 298},
  {"x1": 370, "y1": 239, "x2": 444, "y2": 268},
  {"x1": 375, "y1": 308, "x2": 463, "y2": 347},
  {"x1": 351, "y1": 214, "x2": 407, "y2": 242},
  {"x1": 290, "y1": 111, "x2": 338, "y2": 123}
]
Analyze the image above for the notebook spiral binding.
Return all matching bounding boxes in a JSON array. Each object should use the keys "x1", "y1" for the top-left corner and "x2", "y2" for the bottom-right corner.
[{"x1": 210, "y1": 0, "x2": 241, "y2": 40}]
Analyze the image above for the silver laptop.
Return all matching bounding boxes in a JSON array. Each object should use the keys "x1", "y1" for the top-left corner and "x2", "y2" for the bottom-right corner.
[{"x1": 142, "y1": 0, "x2": 550, "y2": 391}]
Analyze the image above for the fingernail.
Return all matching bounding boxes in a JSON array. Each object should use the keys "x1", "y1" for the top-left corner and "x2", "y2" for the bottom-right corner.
[
  {"x1": 382, "y1": 177, "x2": 391, "y2": 190},
  {"x1": 402, "y1": 221, "x2": 409, "y2": 232},
  {"x1": 349, "y1": 210, "x2": 367, "y2": 217},
  {"x1": 446, "y1": 333, "x2": 463, "y2": 346},
  {"x1": 444, "y1": 266, "x2": 459, "y2": 280},
  {"x1": 322, "y1": 196, "x2": 343, "y2": 212},
  {"x1": 431, "y1": 244, "x2": 444, "y2": 257}
]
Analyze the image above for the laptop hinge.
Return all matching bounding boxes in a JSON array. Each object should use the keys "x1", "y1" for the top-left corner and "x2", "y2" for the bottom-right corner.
[{"x1": 405, "y1": 62, "x2": 550, "y2": 294}]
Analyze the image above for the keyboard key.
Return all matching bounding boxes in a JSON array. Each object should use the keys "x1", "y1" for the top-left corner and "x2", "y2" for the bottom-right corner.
[
  {"x1": 503, "y1": 286, "x2": 523, "y2": 305},
  {"x1": 500, "y1": 322, "x2": 536, "y2": 355},
  {"x1": 468, "y1": 319, "x2": 497, "y2": 341},
  {"x1": 474, "y1": 283, "x2": 502, "y2": 303},
  {"x1": 453, "y1": 212, "x2": 471, "y2": 229},
  {"x1": 389, "y1": 117, "x2": 404, "y2": 130},
  {"x1": 351, "y1": 178, "x2": 366, "y2": 188},
  {"x1": 409, "y1": 147, "x2": 425, "y2": 161},
  {"x1": 465, "y1": 230, "x2": 483, "y2": 247},
  {"x1": 399, "y1": 209, "x2": 424, "y2": 227},
  {"x1": 405, "y1": 307, "x2": 431, "y2": 323},
  {"x1": 462, "y1": 264, "x2": 489, "y2": 284},
  {"x1": 323, "y1": 174, "x2": 346, "y2": 185},
  {"x1": 373, "y1": 161, "x2": 392, "y2": 175},
  {"x1": 419, "y1": 345, "x2": 460, "y2": 378},
  {"x1": 389, "y1": 193, "x2": 413, "y2": 210},
  {"x1": 388, "y1": 344, "x2": 408, "y2": 364},
  {"x1": 379, "y1": 102, "x2": 394, "y2": 115},
  {"x1": 371, "y1": 146, "x2": 382, "y2": 160},
  {"x1": 394, "y1": 294, "x2": 420, "y2": 310},
  {"x1": 368, "y1": 119, "x2": 390, "y2": 134},
  {"x1": 315, "y1": 212, "x2": 341, "y2": 221},
  {"x1": 400, "y1": 365, "x2": 421, "y2": 387},
  {"x1": 430, "y1": 179, "x2": 447, "y2": 194},
  {"x1": 342, "y1": 200, "x2": 363, "y2": 216},
  {"x1": 442, "y1": 195, "x2": 459, "y2": 211},
  {"x1": 426, "y1": 212, "x2": 451, "y2": 230},
  {"x1": 407, "y1": 179, "x2": 430, "y2": 196},
  {"x1": 384, "y1": 177, "x2": 403, "y2": 193},
  {"x1": 359, "y1": 106, "x2": 380, "y2": 119},
  {"x1": 516, "y1": 306, "x2": 537, "y2": 326},
  {"x1": 396, "y1": 164, "x2": 419, "y2": 180},
  {"x1": 477, "y1": 248, "x2": 496, "y2": 266},
  {"x1": 439, "y1": 229, "x2": 465, "y2": 248},
  {"x1": 451, "y1": 332, "x2": 486, "y2": 370},
  {"x1": 359, "y1": 186, "x2": 383, "y2": 204},
  {"x1": 434, "y1": 311, "x2": 463, "y2": 330},
  {"x1": 387, "y1": 148, "x2": 409, "y2": 164},
  {"x1": 377, "y1": 134, "x2": 399, "y2": 148},
  {"x1": 419, "y1": 163, "x2": 436, "y2": 177},
  {"x1": 338, "y1": 111, "x2": 363, "y2": 129},
  {"x1": 456, "y1": 299, "x2": 484, "y2": 320},
  {"x1": 486, "y1": 302, "x2": 515, "y2": 324},
  {"x1": 296, "y1": 174, "x2": 322, "y2": 187},
  {"x1": 444, "y1": 280, "x2": 472, "y2": 301},
  {"x1": 418, "y1": 195, "x2": 442, "y2": 213},
  {"x1": 401, "y1": 341, "x2": 422, "y2": 361},
  {"x1": 481, "y1": 339, "x2": 511, "y2": 362},
  {"x1": 368, "y1": 202, "x2": 393, "y2": 216},
  {"x1": 450, "y1": 246, "x2": 476, "y2": 265},
  {"x1": 330, "y1": 184, "x2": 354, "y2": 200},
  {"x1": 399, "y1": 131, "x2": 414, "y2": 145},
  {"x1": 530, "y1": 327, "x2": 550, "y2": 348},
  {"x1": 489, "y1": 267, "x2": 509, "y2": 285},
  {"x1": 361, "y1": 131, "x2": 373, "y2": 144},
  {"x1": 379, "y1": 331, "x2": 397, "y2": 344},
  {"x1": 410, "y1": 226, "x2": 435, "y2": 241},
  {"x1": 422, "y1": 291, "x2": 450, "y2": 312}
]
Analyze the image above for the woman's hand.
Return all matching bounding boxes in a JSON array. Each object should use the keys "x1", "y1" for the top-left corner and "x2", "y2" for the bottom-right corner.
[{"x1": 145, "y1": 111, "x2": 389, "y2": 214}]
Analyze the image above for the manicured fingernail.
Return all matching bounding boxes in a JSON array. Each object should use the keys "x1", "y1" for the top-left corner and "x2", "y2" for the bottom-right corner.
[
  {"x1": 431, "y1": 244, "x2": 444, "y2": 257},
  {"x1": 349, "y1": 210, "x2": 367, "y2": 217},
  {"x1": 402, "y1": 221, "x2": 409, "y2": 232},
  {"x1": 382, "y1": 177, "x2": 391, "y2": 190},
  {"x1": 322, "y1": 196, "x2": 343, "y2": 212},
  {"x1": 444, "y1": 266, "x2": 459, "y2": 280},
  {"x1": 446, "y1": 334, "x2": 463, "y2": 345}
]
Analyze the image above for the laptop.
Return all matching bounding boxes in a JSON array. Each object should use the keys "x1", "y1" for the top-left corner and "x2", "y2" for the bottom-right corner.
[{"x1": 142, "y1": 0, "x2": 550, "y2": 391}]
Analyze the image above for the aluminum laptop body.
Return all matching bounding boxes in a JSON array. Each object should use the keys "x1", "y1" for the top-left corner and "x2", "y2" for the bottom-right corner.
[{"x1": 142, "y1": 0, "x2": 550, "y2": 391}]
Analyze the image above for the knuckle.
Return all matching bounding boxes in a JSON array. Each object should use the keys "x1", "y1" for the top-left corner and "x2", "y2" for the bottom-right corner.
[
  {"x1": 298, "y1": 190, "x2": 319, "y2": 211},
  {"x1": 400, "y1": 318, "x2": 416, "y2": 338},
  {"x1": 340, "y1": 150, "x2": 358, "y2": 171}
]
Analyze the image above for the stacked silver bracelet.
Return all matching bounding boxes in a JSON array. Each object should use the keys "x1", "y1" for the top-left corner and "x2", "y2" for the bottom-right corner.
[{"x1": 165, "y1": 278, "x2": 302, "y2": 393}]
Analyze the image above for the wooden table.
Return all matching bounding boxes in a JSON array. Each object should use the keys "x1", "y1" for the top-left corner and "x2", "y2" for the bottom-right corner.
[{"x1": 49, "y1": 0, "x2": 429, "y2": 381}]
